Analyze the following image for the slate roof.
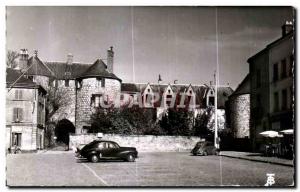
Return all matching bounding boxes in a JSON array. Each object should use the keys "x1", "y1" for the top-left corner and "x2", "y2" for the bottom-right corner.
[
  {"x1": 79, "y1": 59, "x2": 121, "y2": 81},
  {"x1": 121, "y1": 83, "x2": 233, "y2": 109},
  {"x1": 45, "y1": 62, "x2": 91, "y2": 79},
  {"x1": 230, "y1": 74, "x2": 250, "y2": 96},
  {"x1": 26, "y1": 56, "x2": 55, "y2": 78},
  {"x1": 45, "y1": 59, "x2": 121, "y2": 81},
  {"x1": 6, "y1": 68, "x2": 39, "y2": 89}
]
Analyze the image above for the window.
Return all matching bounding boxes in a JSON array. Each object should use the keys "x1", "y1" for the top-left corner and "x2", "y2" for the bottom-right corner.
[
  {"x1": 289, "y1": 55, "x2": 294, "y2": 76},
  {"x1": 65, "y1": 72, "x2": 71, "y2": 76},
  {"x1": 91, "y1": 94, "x2": 102, "y2": 107},
  {"x1": 256, "y1": 69, "x2": 261, "y2": 88},
  {"x1": 65, "y1": 79, "x2": 69, "y2": 87},
  {"x1": 273, "y1": 63, "x2": 279, "y2": 82},
  {"x1": 101, "y1": 78, "x2": 105, "y2": 88},
  {"x1": 145, "y1": 94, "x2": 152, "y2": 105},
  {"x1": 15, "y1": 90, "x2": 23, "y2": 100},
  {"x1": 107, "y1": 142, "x2": 118, "y2": 148},
  {"x1": 12, "y1": 133, "x2": 22, "y2": 147},
  {"x1": 281, "y1": 59, "x2": 287, "y2": 79},
  {"x1": 166, "y1": 95, "x2": 172, "y2": 107},
  {"x1": 76, "y1": 80, "x2": 82, "y2": 89},
  {"x1": 282, "y1": 89, "x2": 287, "y2": 110},
  {"x1": 274, "y1": 92, "x2": 279, "y2": 112},
  {"x1": 13, "y1": 108, "x2": 23, "y2": 122},
  {"x1": 209, "y1": 97, "x2": 214, "y2": 106}
]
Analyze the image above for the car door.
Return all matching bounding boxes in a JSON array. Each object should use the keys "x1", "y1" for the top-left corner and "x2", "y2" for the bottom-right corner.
[
  {"x1": 99, "y1": 142, "x2": 111, "y2": 158},
  {"x1": 106, "y1": 142, "x2": 119, "y2": 158}
]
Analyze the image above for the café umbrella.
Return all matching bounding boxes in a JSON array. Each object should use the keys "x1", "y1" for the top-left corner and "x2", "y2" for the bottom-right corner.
[
  {"x1": 259, "y1": 130, "x2": 283, "y2": 138},
  {"x1": 280, "y1": 129, "x2": 294, "y2": 135}
]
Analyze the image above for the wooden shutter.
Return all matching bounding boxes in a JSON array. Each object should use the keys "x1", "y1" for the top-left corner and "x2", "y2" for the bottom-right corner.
[
  {"x1": 18, "y1": 108, "x2": 23, "y2": 121},
  {"x1": 13, "y1": 108, "x2": 18, "y2": 121}
]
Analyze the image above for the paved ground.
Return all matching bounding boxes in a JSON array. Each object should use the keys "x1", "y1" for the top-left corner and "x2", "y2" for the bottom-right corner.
[
  {"x1": 220, "y1": 151, "x2": 294, "y2": 167},
  {"x1": 6, "y1": 152, "x2": 294, "y2": 187}
]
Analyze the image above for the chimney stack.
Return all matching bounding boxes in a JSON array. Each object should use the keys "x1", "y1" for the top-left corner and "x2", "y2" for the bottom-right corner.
[
  {"x1": 18, "y1": 48, "x2": 29, "y2": 71},
  {"x1": 67, "y1": 53, "x2": 73, "y2": 65},
  {"x1": 282, "y1": 21, "x2": 293, "y2": 37},
  {"x1": 107, "y1": 46, "x2": 114, "y2": 73}
]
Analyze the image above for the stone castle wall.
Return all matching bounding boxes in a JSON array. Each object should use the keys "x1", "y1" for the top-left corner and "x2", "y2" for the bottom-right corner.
[
  {"x1": 230, "y1": 94, "x2": 250, "y2": 138},
  {"x1": 75, "y1": 78, "x2": 121, "y2": 133},
  {"x1": 50, "y1": 80, "x2": 76, "y2": 125},
  {"x1": 70, "y1": 133, "x2": 201, "y2": 152}
]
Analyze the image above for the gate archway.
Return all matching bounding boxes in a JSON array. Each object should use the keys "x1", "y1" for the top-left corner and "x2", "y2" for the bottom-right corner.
[{"x1": 55, "y1": 119, "x2": 75, "y2": 146}]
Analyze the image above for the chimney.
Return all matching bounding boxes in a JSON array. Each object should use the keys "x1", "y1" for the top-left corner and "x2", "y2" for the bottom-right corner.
[
  {"x1": 18, "y1": 48, "x2": 29, "y2": 71},
  {"x1": 282, "y1": 21, "x2": 293, "y2": 36},
  {"x1": 67, "y1": 53, "x2": 73, "y2": 65},
  {"x1": 107, "y1": 46, "x2": 114, "y2": 73},
  {"x1": 65, "y1": 53, "x2": 73, "y2": 78}
]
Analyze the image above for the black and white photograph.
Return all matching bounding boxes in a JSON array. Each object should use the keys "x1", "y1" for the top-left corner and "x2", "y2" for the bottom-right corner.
[{"x1": 5, "y1": 6, "x2": 295, "y2": 187}]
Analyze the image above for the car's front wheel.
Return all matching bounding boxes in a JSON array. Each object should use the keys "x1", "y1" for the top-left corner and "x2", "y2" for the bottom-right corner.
[
  {"x1": 126, "y1": 154, "x2": 135, "y2": 162},
  {"x1": 203, "y1": 151, "x2": 208, "y2": 156},
  {"x1": 90, "y1": 155, "x2": 99, "y2": 163}
]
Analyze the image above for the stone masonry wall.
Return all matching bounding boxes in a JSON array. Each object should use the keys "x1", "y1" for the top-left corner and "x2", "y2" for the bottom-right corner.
[
  {"x1": 70, "y1": 134, "x2": 201, "y2": 152},
  {"x1": 50, "y1": 80, "x2": 76, "y2": 125},
  {"x1": 230, "y1": 94, "x2": 250, "y2": 138},
  {"x1": 75, "y1": 78, "x2": 121, "y2": 133}
]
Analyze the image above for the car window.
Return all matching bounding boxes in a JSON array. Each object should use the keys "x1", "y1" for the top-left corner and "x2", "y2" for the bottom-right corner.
[
  {"x1": 107, "y1": 142, "x2": 118, "y2": 148},
  {"x1": 98, "y1": 142, "x2": 107, "y2": 149}
]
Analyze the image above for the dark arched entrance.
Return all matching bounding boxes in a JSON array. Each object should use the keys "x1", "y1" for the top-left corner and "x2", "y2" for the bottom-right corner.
[{"x1": 55, "y1": 119, "x2": 75, "y2": 146}]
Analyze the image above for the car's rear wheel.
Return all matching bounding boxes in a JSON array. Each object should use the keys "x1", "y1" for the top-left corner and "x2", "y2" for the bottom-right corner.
[
  {"x1": 126, "y1": 154, "x2": 135, "y2": 162},
  {"x1": 90, "y1": 155, "x2": 99, "y2": 163}
]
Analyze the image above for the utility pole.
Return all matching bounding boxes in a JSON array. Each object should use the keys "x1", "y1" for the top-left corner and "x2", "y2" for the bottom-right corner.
[{"x1": 214, "y1": 7, "x2": 219, "y2": 149}]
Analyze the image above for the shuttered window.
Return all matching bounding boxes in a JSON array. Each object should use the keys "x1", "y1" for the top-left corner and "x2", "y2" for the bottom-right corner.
[
  {"x1": 13, "y1": 108, "x2": 23, "y2": 122},
  {"x1": 14, "y1": 90, "x2": 23, "y2": 100}
]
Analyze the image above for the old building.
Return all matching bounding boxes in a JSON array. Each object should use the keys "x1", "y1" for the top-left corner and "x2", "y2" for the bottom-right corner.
[
  {"x1": 247, "y1": 21, "x2": 294, "y2": 151},
  {"x1": 6, "y1": 68, "x2": 47, "y2": 152},
  {"x1": 121, "y1": 82, "x2": 233, "y2": 121},
  {"x1": 229, "y1": 74, "x2": 250, "y2": 139},
  {"x1": 8, "y1": 46, "x2": 233, "y2": 142}
]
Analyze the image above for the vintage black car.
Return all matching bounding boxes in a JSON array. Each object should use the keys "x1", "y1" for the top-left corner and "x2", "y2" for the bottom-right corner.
[
  {"x1": 191, "y1": 141, "x2": 219, "y2": 156},
  {"x1": 75, "y1": 140, "x2": 138, "y2": 163}
]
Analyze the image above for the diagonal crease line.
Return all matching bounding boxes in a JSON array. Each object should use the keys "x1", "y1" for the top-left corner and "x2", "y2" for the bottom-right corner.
[{"x1": 82, "y1": 163, "x2": 108, "y2": 186}]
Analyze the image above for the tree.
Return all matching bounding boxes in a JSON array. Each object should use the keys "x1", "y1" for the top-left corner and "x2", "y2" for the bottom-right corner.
[
  {"x1": 89, "y1": 105, "x2": 163, "y2": 135},
  {"x1": 6, "y1": 50, "x2": 19, "y2": 68},
  {"x1": 193, "y1": 107, "x2": 214, "y2": 137},
  {"x1": 159, "y1": 108, "x2": 194, "y2": 136},
  {"x1": 45, "y1": 83, "x2": 72, "y2": 148}
]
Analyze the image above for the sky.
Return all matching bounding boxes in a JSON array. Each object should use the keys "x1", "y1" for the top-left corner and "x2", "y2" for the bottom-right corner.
[{"x1": 6, "y1": 6, "x2": 294, "y2": 89}]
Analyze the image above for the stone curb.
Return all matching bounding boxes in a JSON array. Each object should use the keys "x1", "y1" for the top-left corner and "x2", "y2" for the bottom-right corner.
[{"x1": 220, "y1": 154, "x2": 294, "y2": 167}]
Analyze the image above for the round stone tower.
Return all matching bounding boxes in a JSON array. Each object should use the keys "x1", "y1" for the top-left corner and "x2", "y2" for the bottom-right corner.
[{"x1": 75, "y1": 59, "x2": 121, "y2": 134}]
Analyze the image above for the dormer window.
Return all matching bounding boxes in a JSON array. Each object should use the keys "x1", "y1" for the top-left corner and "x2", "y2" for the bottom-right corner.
[
  {"x1": 96, "y1": 77, "x2": 105, "y2": 88},
  {"x1": 76, "y1": 80, "x2": 82, "y2": 89},
  {"x1": 65, "y1": 79, "x2": 69, "y2": 87},
  {"x1": 148, "y1": 88, "x2": 150, "y2": 92},
  {"x1": 168, "y1": 89, "x2": 170, "y2": 93},
  {"x1": 209, "y1": 97, "x2": 215, "y2": 106},
  {"x1": 65, "y1": 72, "x2": 71, "y2": 76}
]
